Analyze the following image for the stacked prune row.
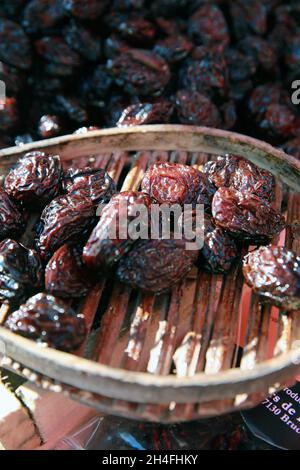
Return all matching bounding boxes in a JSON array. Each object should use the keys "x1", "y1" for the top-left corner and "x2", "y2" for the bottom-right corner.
[
  {"x1": 1, "y1": 151, "x2": 299, "y2": 353},
  {"x1": 0, "y1": 1, "x2": 300, "y2": 159}
]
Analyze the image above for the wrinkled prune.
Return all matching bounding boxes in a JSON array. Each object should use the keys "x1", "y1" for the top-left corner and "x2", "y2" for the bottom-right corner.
[
  {"x1": 63, "y1": 20, "x2": 102, "y2": 61},
  {"x1": 5, "y1": 292, "x2": 86, "y2": 352},
  {"x1": 248, "y1": 83, "x2": 287, "y2": 119},
  {"x1": 0, "y1": 239, "x2": 42, "y2": 304},
  {"x1": 5, "y1": 151, "x2": 62, "y2": 206},
  {"x1": 188, "y1": 4, "x2": 229, "y2": 48},
  {"x1": 83, "y1": 191, "x2": 151, "y2": 270},
  {"x1": 237, "y1": 36, "x2": 277, "y2": 72},
  {"x1": 243, "y1": 245, "x2": 300, "y2": 311},
  {"x1": 0, "y1": 188, "x2": 25, "y2": 240},
  {"x1": 38, "y1": 115, "x2": 61, "y2": 139},
  {"x1": 0, "y1": 18, "x2": 31, "y2": 70},
  {"x1": 37, "y1": 195, "x2": 96, "y2": 260},
  {"x1": 63, "y1": 0, "x2": 109, "y2": 19},
  {"x1": 116, "y1": 100, "x2": 174, "y2": 127},
  {"x1": 110, "y1": 16, "x2": 156, "y2": 46},
  {"x1": 64, "y1": 167, "x2": 116, "y2": 204},
  {"x1": 204, "y1": 155, "x2": 275, "y2": 202},
  {"x1": 154, "y1": 35, "x2": 193, "y2": 64},
  {"x1": 117, "y1": 238, "x2": 197, "y2": 293},
  {"x1": 141, "y1": 162, "x2": 216, "y2": 209},
  {"x1": 23, "y1": 0, "x2": 66, "y2": 33},
  {"x1": 35, "y1": 36, "x2": 81, "y2": 68},
  {"x1": 45, "y1": 243, "x2": 94, "y2": 298},
  {"x1": 108, "y1": 49, "x2": 170, "y2": 97},
  {"x1": 260, "y1": 104, "x2": 298, "y2": 140},
  {"x1": 212, "y1": 187, "x2": 285, "y2": 243},
  {"x1": 175, "y1": 90, "x2": 221, "y2": 127},
  {"x1": 0, "y1": 97, "x2": 19, "y2": 131}
]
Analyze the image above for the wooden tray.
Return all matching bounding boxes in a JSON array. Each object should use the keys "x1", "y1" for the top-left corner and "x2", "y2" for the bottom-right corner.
[{"x1": 0, "y1": 125, "x2": 299, "y2": 423}]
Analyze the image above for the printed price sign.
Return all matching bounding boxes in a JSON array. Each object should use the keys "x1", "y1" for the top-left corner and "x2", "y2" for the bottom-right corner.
[{"x1": 242, "y1": 382, "x2": 300, "y2": 449}]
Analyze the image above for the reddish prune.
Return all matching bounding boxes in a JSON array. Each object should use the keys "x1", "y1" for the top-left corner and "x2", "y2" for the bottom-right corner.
[
  {"x1": 141, "y1": 162, "x2": 216, "y2": 209},
  {"x1": 116, "y1": 100, "x2": 174, "y2": 127},
  {"x1": 63, "y1": 0, "x2": 109, "y2": 19},
  {"x1": 38, "y1": 115, "x2": 61, "y2": 139},
  {"x1": 37, "y1": 195, "x2": 96, "y2": 260},
  {"x1": 175, "y1": 90, "x2": 221, "y2": 127},
  {"x1": 282, "y1": 137, "x2": 300, "y2": 160},
  {"x1": 0, "y1": 188, "x2": 25, "y2": 240},
  {"x1": 5, "y1": 293, "x2": 86, "y2": 352},
  {"x1": 83, "y1": 191, "x2": 151, "y2": 270},
  {"x1": 243, "y1": 245, "x2": 300, "y2": 311},
  {"x1": 45, "y1": 243, "x2": 94, "y2": 299},
  {"x1": 0, "y1": 97, "x2": 19, "y2": 131},
  {"x1": 108, "y1": 49, "x2": 170, "y2": 97},
  {"x1": 110, "y1": 16, "x2": 156, "y2": 46},
  {"x1": 64, "y1": 167, "x2": 116, "y2": 204},
  {"x1": 22, "y1": 0, "x2": 66, "y2": 33},
  {"x1": 63, "y1": 20, "x2": 102, "y2": 62},
  {"x1": 225, "y1": 47, "x2": 257, "y2": 83},
  {"x1": 188, "y1": 4, "x2": 229, "y2": 48},
  {"x1": 204, "y1": 155, "x2": 275, "y2": 202},
  {"x1": 0, "y1": 19, "x2": 31, "y2": 70},
  {"x1": 5, "y1": 151, "x2": 63, "y2": 206},
  {"x1": 260, "y1": 104, "x2": 298, "y2": 140},
  {"x1": 116, "y1": 238, "x2": 197, "y2": 293},
  {"x1": 35, "y1": 36, "x2": 81, "y2": 68},
  {"x1": 248, "y1": 83, "x2": 288, "y2": 119},
  {"x1": 0, "y1": 239, "x2": 42, "y2": 304},
  {"x1": 212, "y1": 187, "x2": 285, "y2": 243},
  {"x1": 154, "y1": 35, "x2": 193, "y2": 64}
]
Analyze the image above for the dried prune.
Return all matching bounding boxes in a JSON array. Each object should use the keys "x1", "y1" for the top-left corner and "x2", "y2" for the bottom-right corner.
[
  {"x1": 5, "y1": 293, "x2": 86, "y2": 352},
  {"x1": 45, "y1": 243, "x2": 94, "y2": 298},
  {"x1": 116, "y1": 100, "x2": 174, "y2": 127},
  {"x1": 5, "y1": 151, "x2": 63, "y2": 206},
  {"x1": 35, "y1": 36, "x2": 81, "y2": 68},
  {"x1": 63, "y1": 0, "x2": 109, "y2": 19},
  {"x1": 0, "y1": 239, "x2": 42, "y2": 304},
  {"x1": 37, "y1": 195, "x2": 96, "y2": 260},
  {"x1": 83, "y1": 191, "x2": 151, "y2": 270},
  {"x1": 237, "y1": 36, "x2": 277, "y2": 72},
  {"x1": 108, "y1": 49, "x2": 170, "y2": 97},
  {"x1": 154, "y1": 35, "x2": 193, "y2": 64},
  {"x1": 204, "y1": 155, "x2": 275, "y2": 202},
  {"x1": 0, "y1": 97, "x2": 19, "y2": 132},
  {"x1": 142, "y1": 162, "x2": 216, "y2": 209},
  {"x1": 243, "y1": 245, "x2": 300, "y2": 311},
  {"x1": 225, "y1": 47, "x2": 257, "y2": 83},
  {"x1": 212, "y1": 187, "x2": 285, "y2": 243},
  {"x1": 0, "y1": 19, "x2": 31, "y2": 70},
  {"x1": 38, "y1": 115, "x2": 61, "y2": 139},
  {"x1": 63, "y1": 20, "x2": 102, "y2": 62},
  {"x1": 248, "y1": 83, "x2": 287, "y2": 119},
  {"x1": 175, "y1": 90, "x2": 221, "y2": 127},
  {"x1": 110, "y1": 16, "x2": 156, "y2": 46},
  {"x1": 22, "y1": 0, "x2": 66, "y2": 33},
  {"x1": 230, "y1": 0, "x2": 268, "y2": 38},
  {"x1": 260, "y1": 104, "x2": 298, "y2": 140},
  {"x1": 0, "y1": 188, "x2": 25, "y2": 240},
  {"x1": 117, "y1": 238, "x2": 197, "y2": 293},
  {"x1": 188, "y1": 4, "x2": 229, "y2": 48},
  {"x1": 64, "y1": 167, "x2": 116, "y2": 204}
]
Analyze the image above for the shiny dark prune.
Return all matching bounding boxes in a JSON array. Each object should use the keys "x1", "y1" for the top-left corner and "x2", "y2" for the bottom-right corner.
[
  {"x1": 22, "y1": 0, "x2": 66, "y2": 33},
  {"x1": 117, "y1": 238, "x2": 197, "y2": 294},
  {"x1": 63, "y1": 0, "x2": 109, "y2": 19},
  {"x1": 0, "y1": 97, "x2": 19, "y2": 132},
  {"x1": 212, "y1": 187, "x2": 285, "y2": 243},
  {"x1": 5, "y1": 293, "x2": 86, "y2": 352},
  {"x1": 35, "y1": 36, "x2": 81, "y2": 68},
  {"x1": 116, "y1": 100, "x2": 174, "y2": 127},
  {"x1": 5, "y1": 151, "x2": 63, "y2": 206},
  {"x1": 204, "y1": 155, "x2": 275, "y2": 202},
  {"x1": 0, "y1": 19, "x2": 31, "y2": 70},
  {"x1": 243, "y1": 246, "x2": 300, "y2": 311},
  {"x1": 83, "y1": 191, "x2": 151, "y2": 270},
  {"x1": 141, "y1": 162, "x2": 216, "y2": 209},
  {"x1": 154, "y1": 35, "x2": 193, "y2": 64},
  {"x1": 38, "y1": 115, "x2": 61, "y2": 139},
  {"x1": 45, "y1": 243, "x2": 94, "y2": 298},
  {"x1": 63, "y1": 20, "x2": 102, "y2": 62},
  {"x1": 37, "y1": 195, "x2": 96, "y2": 260},
  {"x1": 0, "y1": 188, "x2": 25, "y2": 240},
  {"x1": 108, "y1": 49, "x2": 170, "y2": 97},
  {"x1": 188, "y1": 4, "x2": 229, "y2": 48},
  {"x1": 175, "y1": 90, "x2": 221, "y2": 127},
  {"x1": 0, "y1": 239, "x2": 42, "y2": 304},
  {"x1": 64, "y1": 167, "x2": 116, "y2": 205}
]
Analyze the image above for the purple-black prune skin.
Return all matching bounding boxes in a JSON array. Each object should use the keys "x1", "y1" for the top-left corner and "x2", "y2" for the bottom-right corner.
[
  {"x1": 63, "y1": 167, "x2": 116, "y2": 205},
  {"x1": 0, "y1": 188, "x2": 25, "y2": 241}
]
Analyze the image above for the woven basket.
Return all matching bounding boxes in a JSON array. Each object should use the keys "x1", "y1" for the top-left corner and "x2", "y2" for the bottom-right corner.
[{"x1": 0, "y1": 124, "x2": 299, "y2": 423}]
